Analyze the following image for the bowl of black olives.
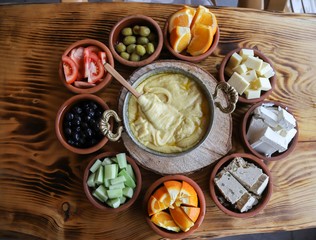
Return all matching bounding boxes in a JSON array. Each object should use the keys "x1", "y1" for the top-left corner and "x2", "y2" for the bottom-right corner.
[
  {"x1": 109, "y1": 15, "x2": 163, "y2": 67},
  {"x1": 55, "y1": 94, "x2": 122, "y2": 154}
]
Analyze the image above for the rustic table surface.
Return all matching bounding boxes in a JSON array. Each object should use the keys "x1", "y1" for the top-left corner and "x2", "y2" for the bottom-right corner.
[{"x1": 1, "y1": 2, "x2": 316, "y2": 240}]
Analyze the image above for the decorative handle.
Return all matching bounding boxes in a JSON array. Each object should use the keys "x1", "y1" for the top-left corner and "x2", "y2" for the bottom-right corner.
[
  {"x1": 99, "y1": 110, "x2": 123, "y2": 142},
  {"x1": 213, "y1": 82, "x2": 238, "y2": 114}
]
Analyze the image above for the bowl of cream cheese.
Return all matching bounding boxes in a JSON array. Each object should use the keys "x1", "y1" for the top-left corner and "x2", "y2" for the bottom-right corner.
[{"x1": 118, "y1": 60, "x2": 238, "y2": 157}]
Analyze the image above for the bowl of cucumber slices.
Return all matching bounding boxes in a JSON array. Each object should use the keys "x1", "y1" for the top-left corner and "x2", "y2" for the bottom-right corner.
[{"x1": 83, "y1": 152, "x2": 142, "y2": 211}]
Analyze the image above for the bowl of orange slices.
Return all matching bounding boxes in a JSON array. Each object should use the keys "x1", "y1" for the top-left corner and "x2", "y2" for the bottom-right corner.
[
  {"x1": 144, "y1": 175, "x2": 206, "y2": 239},
  {"x1": 164, "y1": 5, "x2": 219, "y2": 63}
]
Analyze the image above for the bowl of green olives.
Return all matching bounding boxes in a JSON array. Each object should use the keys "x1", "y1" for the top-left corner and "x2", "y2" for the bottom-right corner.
[{"x1": 109, "y1": 15, "x2": 163, "y2": 67}]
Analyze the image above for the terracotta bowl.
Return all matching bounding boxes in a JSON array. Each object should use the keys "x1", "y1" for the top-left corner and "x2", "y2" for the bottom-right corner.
[
  {"x1": 241, "y1": 101, "x2": 299, "y2": 161},
  {"x1": 210, "y1": 153, "x2": 273, "y2": 218},
  {"x1": 55, "y1": 94, "x2": 112, "y2": 154},
  {"x1": 83, "y1": 152, "x2": 142, "y2": 212},
  {"x1": 218, "y1": 47, "x2": 276, "y2": 104},
  {"x1": 109, "y1": 15, "x2": 163, "y2": 68},
  {"x1": 59, "y1": 39, "x2": 114, "y2": 94},
  {"x1": 143, "y1": 175, "x2": 206, "y2": 239},
  {"x1": 163, "y1": 17, "x2": 220, "y2": 63}
]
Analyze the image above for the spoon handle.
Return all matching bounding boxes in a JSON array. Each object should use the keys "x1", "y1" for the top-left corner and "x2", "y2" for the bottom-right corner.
[{"x1": 104, "y1": 63, "x2": 141, "y2": 99}]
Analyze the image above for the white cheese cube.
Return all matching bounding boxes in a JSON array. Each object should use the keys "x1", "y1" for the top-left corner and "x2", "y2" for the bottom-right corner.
[
  {"x1": 240, "y1": 49, "x2": 254, "y2": 61},
  {"x1": 255, "y1": 126, "x2": 288, "y2": 153},
  {"x1": 244, "y1": 56, "x2": 263, "y2": 71},
  {"x1": 227, "y1": 52, "x2": 243, "y2": 68},
  {"x1": 254, "y1": 106, "x2": 279, "y2": 128},
  {"x1": 257, "y1": 62, "x2": 273, "y2": 76},
  {"x1": 241, "y1": 69, "x2": 257, "y2": 82},
  {"x1": 258, "y1": 77, "x2": 271, "y2": 91},
  {"x1": 284, "y1": 128, "x2": 297, "y2": 146},
  {"x1": 244, "y1": 89, "x2": 261, "y2": 99},
  {"x1": 224, "y1": 66, "x2": 234, "y2": 77},
  {"x1": 251, "y1": 140, "x2": 278, "y2": 157},
  {"x1": 249, "y1": 78, "x2": 262, "y2": 90},
  {"x1": 227, "y1": 72, "x2": 249, "y2": 95},
  {"x1": 236, "y1": 192, "x2": 257, "y2": 213},
  {"x1": 277, "y1": 107, "x2": 296, "y2": 130},
  {"x1": 233, "y1": 64, "x2": 247, "y2": 75},
  {"x1": 263, "y1": 68, "x2": 275, "y2": 78},
  {"x1": 247, "y1": 118, "x2": 266, "y2": 141}
]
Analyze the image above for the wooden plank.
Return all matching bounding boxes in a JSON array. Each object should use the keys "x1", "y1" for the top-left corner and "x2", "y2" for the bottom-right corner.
[{"x1": 0, "y1": 3, "x2": 316, "y2": 239}]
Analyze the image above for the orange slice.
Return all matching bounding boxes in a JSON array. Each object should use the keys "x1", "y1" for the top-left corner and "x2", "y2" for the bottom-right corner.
[
  {"x1": 151, "y1": 211, "x2": 181, "y2": 232},
  {"x1": 191, "y1": 5, "x2": 217, "y2": 35},
  {"x1": 169, "y1": 206, "x2": 194, "y2": 232},
  {"x1": 148, "y1": 195, "x2": 168, "y2": 216},
  {"x1": 187, "y1": 23, "x2": 214, "y2": 56},
  {"x1": 168, "y1": 6, "x2": 196, "y2": 33},
  {"x1": 180, "y1": 181, "x2": 197, "y2": 197},
  {"x1": 170, "y1": 26, "x2": 191, "y2": 53},
  {"x1": 164, "y1": 180, "x2": 182, "y2": 206},
  {"x1": 152, "y1": 185, "x2": 172, "y2": 208},
  {"x1": 181, "y1": 206, "x2": 201, "y2": 222},
  {"x1": 177, "y1": 195, "x2": 198, "y2": 207}
]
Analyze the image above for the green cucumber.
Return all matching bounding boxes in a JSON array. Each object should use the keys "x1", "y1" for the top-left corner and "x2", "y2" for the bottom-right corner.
[
  {"x1": 116, "y1": 153, "x2": 127, "y2": 169},
  {"x1": 110, "y1": 175, "x2": 126, "y2": 185},
  {"x1": 106, "y1": 198, "x2": 121, "y2": 208},
  {"x1": 118, "y1": 169, "x2": 136, "y2": 188},
  {"x1": 95, "y1": 165, "x2": 104, "y2": 185},
  {"x1": 126, "y1": 164, "x2": 136, "y2": 181},
  {"x1": 107, "y1": 188, "x2": 123, "y2": 199},
  {"x1": 94, "y1": 185, "x2": 108, "y2": 202},
  {"x1": 87, "y1": 172, "x2": 96, "y2": 188},
  {"x1": 104, "y1": 164, "x2": 118, "y2": 180},
  {"x1": 104, "y1": 178, "x2": 110, "y2": 188},
  {"x1": 90, "y1": 159, "x2": 102, "y2": 173},
  {"x1": 102, "y1": 157, "x2": 112, "y2": 166},
  {"x1": 120, "y1": 196, "x2": 127, "y2": 204},
  {"x1": 109, "y1": 182, "x2": 125, "y2": 190},
  {"x1": 93, "y1": 191, "x2": 105, "y2": 203},
  {"x1": 122, "y1": 187, "x2": 134, "y2": 198}
]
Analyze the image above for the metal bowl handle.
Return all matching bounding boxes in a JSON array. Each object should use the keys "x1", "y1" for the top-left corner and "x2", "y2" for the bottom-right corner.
[
  {"x1": 213, "y1": 82, "x2": 238, "y2": 114},
  {"x1": 100, "y1": 110, "x2": 123, "y2": 142}
]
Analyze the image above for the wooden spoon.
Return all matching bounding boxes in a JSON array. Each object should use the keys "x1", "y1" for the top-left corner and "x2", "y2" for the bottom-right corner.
[{"x1": 104, "y1": 63, "x2": 141, "y2": 98}]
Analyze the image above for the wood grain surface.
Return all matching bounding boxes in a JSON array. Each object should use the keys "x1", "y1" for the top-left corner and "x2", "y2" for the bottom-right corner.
[{"x1": 0, "y1": 2, "x2": 316, "y2": 240}]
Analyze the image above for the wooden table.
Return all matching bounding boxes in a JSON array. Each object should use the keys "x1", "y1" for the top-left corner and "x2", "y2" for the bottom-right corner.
[{"x1": 1, "y1": 2, "x2": 316, "y2": 239}]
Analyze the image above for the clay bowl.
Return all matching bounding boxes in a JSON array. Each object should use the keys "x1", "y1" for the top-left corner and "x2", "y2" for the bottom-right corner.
[
  {"x1": 143, "y1": 175, "x2": 206, "y2": 239},
  {"x1": 109, "y1": 15, "x2": 163, "y2": 68},
  {"x1": 59, "y1": 39, "x2": 114, "y2": 94},
  {"x1": 83, "y1": 152, "x2": 142, "y2": 211},
  {"x1": 241, "y1": 101, "x2": 299, "y2": 161},
  {"x1": 210, "y1": 153, "x2": 273, "y2": 218},
  {"x1": 163, "y1": 17, "x2": 220, "y2": 63},
  {"x1": 218, "y1": 47, "x2": 276, "y2": 104},
  {"x1": 55, "y1": 94, "x2": 117, "y2": 155}
]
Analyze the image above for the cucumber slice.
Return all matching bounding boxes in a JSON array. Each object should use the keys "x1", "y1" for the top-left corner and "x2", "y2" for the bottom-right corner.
[
  {"x1": 120, "y1": 196, "x2": 127, "y2": 205},
  {"x1": 116, "y1": 153, "x2": 127, "y2": 169},
  {"x1": 109, "y1": 182, "x2": 125, "y2": 190},
  {"x1": 110, "y1": 157, "x2": 118, "y2": 163},
  {"x1": 107, "y1": 198, "x2": 121, "y2": 208},
  {"x1": 94, "y1": 185, "x2": 108, "y2": 202},
  {"x1": 118, "y1": 169, "x2": 136, "y2": 188},
  {"x1": 95, "y1": 165, "x2": 104, "y2": 185},
  {"x1": 122, "y1": 187, "x2": 134, "y2": 198},
  {"x1": 107, "y1": 188, "x2": 123, "y2": 199},
  {"x1": 90, "y1": 159, "x2": 102, "y2": 173},
  {"x1": 87, "y1": 172, "x2": 96, "y2": 188},
  {"x1": 93, "y1": 191, "x2": 105, "y2": 203},
  {"x1": 126, "y1": 164, "x2": 136, "y2": 181},
  {"x1": 102, "y1": 157, "x2": 112, "y2": 166},
  {"x1": 104, "y1": 164, "x2": 118, "y2": 180},
  {"x1": 110, "y1": 175, "x2": 126, "y2": 185},
  {"x1": 104, "y1": 178, "x2": 111, "y2": 188}
]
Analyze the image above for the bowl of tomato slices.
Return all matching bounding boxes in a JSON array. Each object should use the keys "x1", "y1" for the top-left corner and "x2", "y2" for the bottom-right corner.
[{"x1": 59, "y1": 39, "x2": 114, "y2": 94}]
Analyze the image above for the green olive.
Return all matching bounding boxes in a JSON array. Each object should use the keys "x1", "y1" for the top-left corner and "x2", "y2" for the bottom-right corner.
[
  {"x1": 121, "y1": 27, "x2": 133, "y2": 36},
  {"x1": 115, "y1": 42, "x2": 126, "y2": 53},
  {"x1": 120, "y1": 52, "x2": 130, "y2": 60},
  {"x1": 133, "y1": 25, "x2": 140, "y2": 35},
  {"x1": 146, "y1": 43, "x2": 155, "y2": 55},
  {"x1": 130, "y1": 53, "x2": 140, "y2": 62},
  {"x1": 123, "y1": 36, "x2": 136, "y2": 45},
  {"x1": 135, "y1": 45, "x2": 146, "y2": 56},
  {"x1": 139, "y1": 26, "x2": 151, "y2": 37},
  {"x1": 126, "y1": 44, "x2": 136, "y2": 54},
  {"x1": 147, "y1": 32, "x2": 156, "y2": 42},
  {"x1": 137, "y1": 37, "x2": 149, "y2": 45}
]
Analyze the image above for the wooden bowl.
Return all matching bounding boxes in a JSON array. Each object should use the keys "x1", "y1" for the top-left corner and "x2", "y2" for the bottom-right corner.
[
  {"x1": 218, "y1": 47, "x2": 276, "y2": 104},
  {"x1": 55, "y1": 94, "x2": 111, "y2": 154},
  {"x1": 59, "y1": 39, "x2": 114, "y2": 94},
  {"x1": 109, "y1": 15, "x2": 163, "y2": 68},
  {"x1": 163, "y1": 17, "x2": 220, "y2": 63},
  {"x1": 209, "y1": 153, "x2": 273, "y2": 218},
  {"x1": 83, "y1": 152, "x2": 142, "y2": 212},
  {"x1": 143, "y1": 175, "x2": 206, "y2": 239},
  {"x1": 241, "y1": 101, "x2": 299, "y2": 161}
]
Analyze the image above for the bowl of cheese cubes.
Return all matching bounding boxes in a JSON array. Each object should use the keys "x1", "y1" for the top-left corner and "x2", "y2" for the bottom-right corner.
[
  {"x1": 210, "y1": 153, "x2": 273, "y2": 218},
  {"x1": 219, "y1": 48, "x2": 276, "y2": 104},
  {"x1": 241, "y1": 101, "x2": 299, "y2": 161},
  {"x1": 83, "y1": 152, "x2": 142, "y2": 211}
]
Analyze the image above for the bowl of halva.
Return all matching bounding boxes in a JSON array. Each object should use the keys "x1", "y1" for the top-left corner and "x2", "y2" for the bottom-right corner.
[
  {"x1": 118, "y1": 60, "x2": 238, "y2": 157},
  {"x1": 210, "y1": 153, "x2": 273, "y2": 218}
]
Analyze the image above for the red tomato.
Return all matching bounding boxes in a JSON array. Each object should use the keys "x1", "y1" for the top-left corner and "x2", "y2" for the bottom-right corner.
[
  {"x1": 85, "y1": 45, "x2": 101, "y2": 54},
  {"x1": 69, "y1": 47, "x2": 84, "y2": 80},
  {"x1": 84, "y1": 51, "x2": 104, "y2": 84},
  {"x1": 62, "y1": 55, "x2": 78, "y2": 84}
]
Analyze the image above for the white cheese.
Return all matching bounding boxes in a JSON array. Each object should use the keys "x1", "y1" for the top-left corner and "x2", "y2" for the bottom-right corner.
[
  {"x1": 236, "y1": 192, "x2": 258, "y2": 213},
  {"x1": 244, "y1": 89, "x2": 261, "y2": 99},
  {"x1": 233, "y1": 64, "x2": 248, "y2": 75},
  {"x1": 284, "y1": 128, "x2": 298, "y2": 146},
  {"x1": 246, "y1": 118, "x2": 267, "y2": 141},
  {"x1": 254, "y1": 106, "x2": 279, "y2": 128},
  {"x1": 244, "y1": 56, "x2": 263, "y2": 71},
  {"x1": 251, "y1": 140, "x2": 279, "y2": 157},
  {"x1": 240, "y1": 49, "x2": 254, "y2": 61},
  {"x1": 277, "y1": 106, "x2": 296, "y2": 131},
  {"x1": 263, "y1": 68, "x2": 275, "y2": 78},
  {"x1": 227, "y1": 52, "x2": 243, "y2": 68},
  {"x1": 257, "y1": 62, "x2": 273, "y2": 76},
  {"x1": 227, "y1": 72, "x2": 250, "y2": 95},
  {"x1": 241, "y1": 69, "x2": 257, "y2": 82},
  {"x1": 249, "y1": 174, "x2": 269, "y2": 195},
  {"x1": 258, "y1": 77, "x2": 272, "y2": 91}
]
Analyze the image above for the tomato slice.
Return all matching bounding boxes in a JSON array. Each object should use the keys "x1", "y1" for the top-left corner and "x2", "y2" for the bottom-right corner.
[
  {"x1": 62, "y1": 55, "x2": 78, "y2": 84},
  {"x1": 84, "y1": 51, "x2": 104, "y2": 84},
  {"x1": 85, "y1": 45, "x2": 101, "y2": 54},
  {"x1": 98, "y1": 51, "x2": 107, "y2": 66},
  {"x1": 69, "y1": 47, "x2": 84, "y2": 80}
]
